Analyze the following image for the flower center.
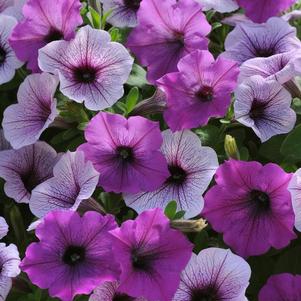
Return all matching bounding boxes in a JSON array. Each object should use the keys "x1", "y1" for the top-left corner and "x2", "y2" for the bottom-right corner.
[
  {"x1": 255, "y1": 48, "x2": 275, "y2": 58},
  {"x1": 123, "y1": 0, "x2": 141, "y2": 10},
  {"x1": 196, "y1": 86, "x2": 214, "y2": 102},
  {"x1": 166, "y1": 165, "x2": 187, "y2": 185},
  {"x1": 113, "y1": 294, "x2": 135, "y2": 301},
  {"x1": 173, "y1": 31, "x2": 185, "y2": 46},
  {"x1": 116, "y1": 146, "x2": 134, "y2": 163},
  {"x1": 21, "y1": 172, "x2": 40, "y2": 193},
  {"x1": 249, "y1": 190, "x2": 270, "y2": 211},
  {"x1": 44, "y1": 28, "x2": 64, "y2": 43},
  {"x1": 131, "y1": 249, "x2": 153, "y2": 272},
  {"x1": 190, "y1": 287, "x2": 219, "y2": 301},
  {"x1": 74, "y1": 66, "x2": 97, "y2": 83},
  {"x1": 0, "y1": 47, "x2": 6, "y2": 64},
  {"x1": 63, "y1": 246, "x2": 85, "y2": 266},
  {"x1": 250, "y1": 100, "x2": 265, "y2": 120}
]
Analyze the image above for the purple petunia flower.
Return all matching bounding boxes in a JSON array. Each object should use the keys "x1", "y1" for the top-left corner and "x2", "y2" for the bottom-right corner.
[
  {"x1": 127, "y1": 0, "x2": 211, "y2": 83},
  {"x1": 234, "y1": 75, "x2": 296, "y2": 142},
  {"x1": 109, "y1": 208, "x2": 193, "y2": 301},
  {"x1": 90, "y1": 281, "x2": 147, "y2": 301},
  {"x1": 9, "y1": 0, "x2": 82, "y2": 72},
  {"x1": 101, "y1": 0, "x2": 142, "y2": 28},
  {"x1": 0, "y1": 217, "x2": 8, "y2": 239},
  {"x1": 237, "y1": 0, "x2": 296, "y2": 23},
  {"x1": 38, "y1": 25, "x2": 133, "y2": 110},
  {"x1": 124, "y1": 130, "x2": 218, "y2": 219},
  {"x1": 30, "y1": 151, "x2": 99, "y2": 218},
  {"x1": 0, "y1": 15, "x2": 22, "y2": 85},
  {"x1": 78, "y1": 112, "x2": 169, "y2": 194},
  {"x1": 239, "y1": 51, "x2": 301, "y2": 85},
  {"x1": 157, "y1": 50, "x2": 239, "y2": 131},
  {"x1": 0, "y1": 141, "x2": 58, "y2": 203},
  {"x1": 173, "y1": 248, "x2": 251, "y2": 301},
  {"x1": 288, "y1": 168, "x2": 301, "y2": 232},
  {"x1": 2, "y1": 73, "x2": 58, "y2": 149},
  {"x1": 0, "y1": 130, "x2": 11, "y2": 151},
  {"x1": 258, "y1": 274, "x2": 301, "y2": 300},
  {"x1": 197, "y1": 0, "x2": 238, "y2": 12},
  {"x1": 203, "y1": 159, "x2": 296, "y2": 257},
  {"x1": 222, "y1": 17, "x2": 301, "y2": 65},
  {"x1": 21, "y1": 210, "x2": 120, "y2": 301}
]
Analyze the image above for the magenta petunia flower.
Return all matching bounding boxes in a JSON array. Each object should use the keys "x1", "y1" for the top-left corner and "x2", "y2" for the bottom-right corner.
[
  {"x1": 0, "y1": 141, "x2": 58, "y2": 203},
  {"x1": 127, "y1": 0, "x2": 211, "y2": 83},
  {"x1": 173, "y1": 248, "x2": 251, "y2": 301},
  {"x1": 203, "y1": 159, "x2": 296, "y2": 257},
  {"x1": 239, "y1": 51, "x2": 301, "y2": 85},
  {"x1": 109, "y1": 208, "x2": 193, "y2": 301},
  {"x1": 222, "y1": 17, "x2": 301, "y2": 65},
  {"x1": 197, "y1": 0, "x2": 238, "y2": 12},
  {"x1": 259, "y1": 274, "x2": 301, "y2": 300},
  {"x1": 288, "y1": 168, "x2": 301, "y2": 232},
  {"x1": 124, "y1": 130, "x2": 218, "y2": 219},
  {"x1": 101, "y1": 0, "x2": 142, "y2": 28},
  {"x1": 237, "y1": 0, "x2": 296, "y2": 23},
  {"x1": 234, "y1": 75, "x2": 296, "y2": 142},
  {"x1": 30, "y1": 151, "x2": 99, "y2": 218},
  {"x1": 21, "y1": 210, "x2": 120, "y2": 301},
  {"x1": 157, "y1": 50, "x2": 239, "y2": 131},
  {"x1": 2, "y1": 73, "x2": 59, "y2": 149},
  {"x1": 38, "y1": 25, "x2": 133, "y2": 110},
  {"x1": 78, "y1": 112, "x2": 169, "y2": 194},
  {"x1": 9, "y1": 0, "x2": 82, "y2": 72},
  {"x1": 0, "y1": 15, "x2": 23, "y2": 85},
  {"x1": 90, "y1": 281, "x2": 147, "y2": 301}
]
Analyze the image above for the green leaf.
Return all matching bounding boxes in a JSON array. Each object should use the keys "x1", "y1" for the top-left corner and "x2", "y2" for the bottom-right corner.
[
  {"x1": 274, "y1": 246, "x2": 301, "y2": 274},
  {"x1": 280, "y1": 124, "x2": 301, "y2": 162},
  {"x1": 259, "y1": 135, "x2": 285, "y2": 162},
  {"x1": 164, "y1": 201, "x2": 177, "y2": 220},
  {"x1": 89, "y1": 7, "x2": 101, "y2": 29},
  {"x1": 126, "y1": 87, "x2": 139, "y2": 114},
  {"x1": 109, "y1": 27, "x2": 120, "y2": 41},
  {"x1": 101, "y1": 9, "x2": 112, "y2": 29},
  {"x1": 127, "y1": 64, "x2": 149, "y2": 87},
  {"x1": 195, "y1": 125, "x2": 222, "y2": 148},
  {"x1": 211, "y1": 22, "x2": 222, "y2": 31},
  {"x1": 173, "y1": 210, "x2": 186, "y2": 220}
]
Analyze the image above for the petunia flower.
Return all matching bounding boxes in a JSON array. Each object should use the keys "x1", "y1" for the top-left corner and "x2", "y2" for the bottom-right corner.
[
  {"x1": 30, "y1": 151, "x2": 99, "y2": 218},
  {"x1": 101, "y1": 0, "x2": 142, "y2": 28},
  {"x1": 0, "y1": 130, "x2": 11, "y2": 151},
  {"x1": 90, "y1": 281, "x2": 147, "y2": 301},
  {"x1": 234, "y1": 75, "x2": 296, "y2": 142},
  {"x1": 127, "y1": 0, "x2": 211, "y2": 83},
  {"x1": 2, "y1": 73, "x2": 59, "y2": 149},
  {"x1": 288, "y1": 168, "x2": 301, "y2": 232},
  {"x1": 38, "y1": 25, "x2": 133, "y2": 111},
  {"x1": 1, "y1": 0, "x2": 25, "y2": 21},
  {"x1": 173, "y1": 248, "x2": 251, "y2": 301},
  {"x1": 0, "y1": 15, "x2": 23, "y2": 85},
  {"x1": 203, "y1": 159, "x2": 296, "y2": 257},
  {"x1": 157, "y1": 50, "x2": 239, "y2": 131},
  {"x1": 0, "y1": 141, "x2": 58, "y2": 203},
  {"x1": 109, "y1": 208, "x2": 193, "y2": 301},
  {"x1": 0, "y1": 243, "x2": 21, "y2": 301},
  {"x1": 239, "y1": 51, "x2": 301, "y2": 85},
  {"x1": 236, "y1": 0, "x2": 296, "y2": 23},
  {"x1": 9, "y1": 0, "x2": 82, "y2": 72},
  {"x1": 125, "y1": 130, "x2": 218, "y2": 218},
  {"x1": 21, "y1": 210, "x2": 120, "y2": 301},
  {"x1": 196, "y1": 0, "x2": 239, "y2": 13},
  {"x1": 222, "y1": 17, "x2": 301, "y2": 65},
  {"x1": 258, "y1": 274, "x2": 301, "y2": 300},
  {"x1": 0, "y1": 217, "x2": 8, "y2": 239},
  {"x1": 78, "y1": 112, "x2": 169, "y2": 194}
]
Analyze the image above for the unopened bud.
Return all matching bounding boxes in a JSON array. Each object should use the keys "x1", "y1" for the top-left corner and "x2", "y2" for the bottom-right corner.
[
  {"x1": 224, "y1": 134, "x2": 240, "y2": 160},
  {"x1": 171, "y1": 218, "x2": 207, "y2": 233}
]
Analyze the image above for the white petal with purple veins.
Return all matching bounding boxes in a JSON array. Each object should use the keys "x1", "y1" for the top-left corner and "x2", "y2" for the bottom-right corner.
[
  {"x1": 0, "y1": 218, "x2": 8, "y2": 240},
  {"x1": 197, "y1": 0, "x2": 238, "y2": 12}
]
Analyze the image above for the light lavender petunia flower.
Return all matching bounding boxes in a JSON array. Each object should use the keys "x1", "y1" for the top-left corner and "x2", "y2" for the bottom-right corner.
[
  {"x1": 239, "y1": 51, "x2": 301, "y2": 85},
  {"x1": 0, "y1": 130, "x2": 11, "y2": 151},
  {"x1": 30, "y1": 151, "x2": 99, "y2": 218},
  {"x1": 101, "y1": 0, "x2": 141, "y2": 28},
  {"x1": 0, "y1": 15, "x2": 22, "y2": 85},
  {"x1": 0, "y1": 217, "x2": 8, "y2": 240},
  {"x1": 234, "y1": 75, "x2": 296, "y2": 142},
  {"x1": 173, "y1": 248, "x2": 251, "y2": 301},
  {"x1": 196, "y1": 0, "x2": 238, "y2": 12},
  {"x1": 2, "y1": 73, "x2": 59, "y2": 149},
  {"x1": 0, "y1": 141, "x2": 58, "y2": 203},
  {"x1": 124, "y1": 130, "x2": 218, "y2": 219},
  {"x1": 90, "y1": 281, "x2": 147, "y2": 301},
  {"x1": 38, "y1": 25, "x2": 133, "y2": 111},
  {"x1": 1, "y1": 0, "x2": 25, "y2": 21},
  {"x1": 223, "y1": 17, "x2": 301, "y2": 65},
  {"x1": 288, "y1": 168, "x2": 301, "y2": 232},
  {"x1": 0, "y1": 243, "x2": 20, "y2": 301}
]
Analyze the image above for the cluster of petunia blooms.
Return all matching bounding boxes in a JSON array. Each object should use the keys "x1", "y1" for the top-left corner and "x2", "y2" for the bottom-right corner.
[{"x1": 0, "y1": 0, "x2": 301, "y2": 300}]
